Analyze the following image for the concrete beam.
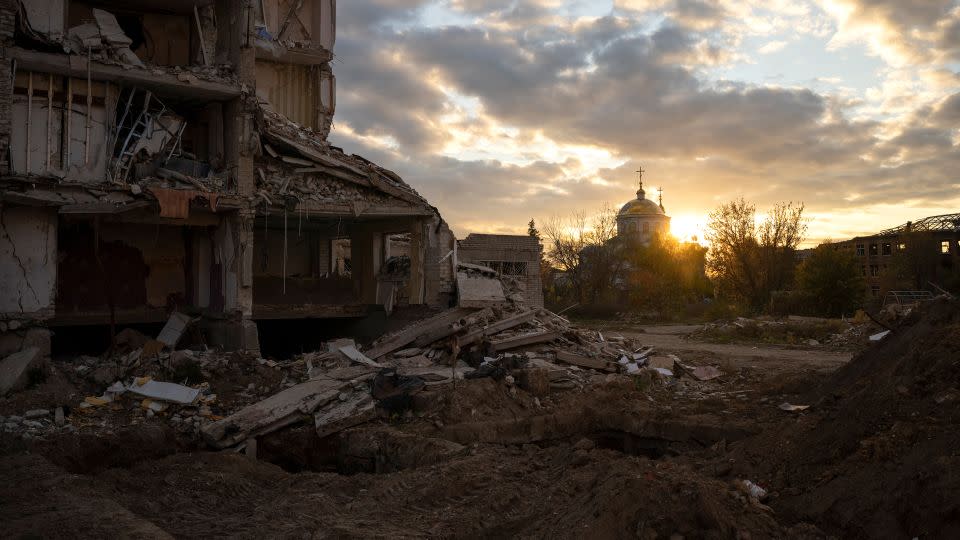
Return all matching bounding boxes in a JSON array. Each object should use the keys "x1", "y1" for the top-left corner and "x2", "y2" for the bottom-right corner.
[
  {"x1": 6, "y1": 48, "x2": 240, "y2": 102},
  {"x1": 408, "y1": 219, "x2": 426, "y2": 304}
]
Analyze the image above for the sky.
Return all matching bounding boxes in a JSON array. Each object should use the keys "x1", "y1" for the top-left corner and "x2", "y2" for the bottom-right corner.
[{"x1": 326, "y1": 0, "x2": 960, "y2": 245}]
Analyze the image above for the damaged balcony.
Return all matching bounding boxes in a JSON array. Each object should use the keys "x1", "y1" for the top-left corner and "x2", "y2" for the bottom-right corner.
[{"x1": 9, "y1": 72, "x2": 237, "y2": 188}]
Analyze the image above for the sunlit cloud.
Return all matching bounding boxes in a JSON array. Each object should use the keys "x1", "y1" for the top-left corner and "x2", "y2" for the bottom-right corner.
[
  {"x1": 758, "y1": 40, "x2": 788, "y2": 54},
  {"x1": 326, "y1": 0, "x2": 960, "y2": 242}
]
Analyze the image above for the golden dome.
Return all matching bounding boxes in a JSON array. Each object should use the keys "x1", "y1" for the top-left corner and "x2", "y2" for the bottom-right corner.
[{"x1": 618, "y1": 188, "x2": 665, "y2": 216}]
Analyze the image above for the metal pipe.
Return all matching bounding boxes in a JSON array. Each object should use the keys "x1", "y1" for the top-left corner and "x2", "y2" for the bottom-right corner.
[
  {"x1": 26, "y1": 72, "x2": 32, "y2": 174},
  {"x1": 46, "y1": 73, "x2": 53, "y2": 172},
  {"x1": 85, "y1": 47, "x2": 92, "y2": 166},
  {"x1": 64, "y1": 76, "x2": 72, "y2": 170}
]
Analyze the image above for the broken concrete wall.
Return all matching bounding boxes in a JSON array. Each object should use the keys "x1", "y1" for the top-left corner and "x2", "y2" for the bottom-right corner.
[
  {"x1": 255, "y1": 61, "x2": 332, "y2": 134},
  {"x1": 101, "y1": 225, "x2": 186, "y2": 308},
  {"x1": 260, "y1": 0, "x2": 335, "y2": 50},
  {"x1": 55, "y1": 221, "x2": 185, "y2": 316},
  {"x1": 0, "y1": 205, "x2": 57, "y2": 319},
  {"x1": 190, "y1": 228, "x2": 213, "y2": 309},
  {"x1": 425, "y1": 218, "x2": 456, "y2": 307},
  {"x1": 131, "y1": 13, "x2": 191, "y2": 67},
  {"x1": 21, "y1": 0, "x2": 66, "y2": 41},
  {"x1": 457, "y1": 234, "x2": 544, "y2": 308},
  {"x1": 213, "y1": 214, "x2": 240, "y2": 312},
  {"x1": 0, "y1": 0, "x2": 14, "y2": 176}
]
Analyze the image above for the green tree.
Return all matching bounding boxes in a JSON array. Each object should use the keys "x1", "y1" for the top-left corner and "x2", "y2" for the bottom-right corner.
[
  {"x1": 527, "y1": 218, "x2": 541, "y2": 243},
  {"x1": 795, "y1": 243, "x2": 864, "y2": 316}
]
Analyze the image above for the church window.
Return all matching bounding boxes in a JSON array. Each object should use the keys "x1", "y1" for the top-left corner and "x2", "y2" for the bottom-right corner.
[
  {"x1": 627, "y1": 222, "x2": 637, "y2": 233},
  {"x1": 642, "y1": 222, "x2": 649, "y2": 233}
]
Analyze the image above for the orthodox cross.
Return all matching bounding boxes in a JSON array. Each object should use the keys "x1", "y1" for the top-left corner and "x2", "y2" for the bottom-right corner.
[{"x1": 635, "y1": 167, "x2": 645, "y2": 190}]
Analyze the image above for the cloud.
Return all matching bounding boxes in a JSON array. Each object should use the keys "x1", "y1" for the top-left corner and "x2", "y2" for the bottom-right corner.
[
  {"x1": 758, "y1": 40, "x2": 787, "y2": 54},
  {"x1": 325, "y1": 0, "x2": 960, "y2": 239},
  {"x1": 821, "y1": 0, "x2": 960, "y2": 64}
]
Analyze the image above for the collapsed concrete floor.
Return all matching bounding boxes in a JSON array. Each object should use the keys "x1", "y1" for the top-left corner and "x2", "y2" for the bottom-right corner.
[{"x1": 2, "y1": 299, "x2": 959, "y2": 539}]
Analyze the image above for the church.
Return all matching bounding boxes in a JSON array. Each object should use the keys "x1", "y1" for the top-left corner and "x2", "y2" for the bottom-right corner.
[{"x1": 616, "y1": 170, "x2": 670, "y2": 244}]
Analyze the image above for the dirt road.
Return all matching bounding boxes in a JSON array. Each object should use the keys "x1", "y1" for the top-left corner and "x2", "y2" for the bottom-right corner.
[{"x1": 617, "y1": 325, "x2": 852, "y2": 374}]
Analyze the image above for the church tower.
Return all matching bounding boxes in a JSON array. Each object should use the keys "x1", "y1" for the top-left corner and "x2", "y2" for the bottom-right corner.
[{"x1": 616, "y1": 168, "x2": 671, "y2": 244}]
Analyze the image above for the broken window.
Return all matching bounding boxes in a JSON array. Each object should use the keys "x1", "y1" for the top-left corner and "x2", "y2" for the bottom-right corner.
[
  {"x1": 62, "y1": 3, "x2": 214, "y2": 68},
  {"x1": 871, "y1": 285, "x2": 880, "y2": 297},
  {"x1": 870, "y1": 265, "x2": 879, "y2": 277},
  {"x1": 869, "y1": 243, "x2": 878, "y2": 256},
  {"x1": 860, "y1": 265, "x2": 866, "y2": 277},
  {"x1": 109, "y1": 89, "x2": 228, "y2": 188},
  {"x1": 856, "y1": 243, "x2": 865, "y2": 256},
  {"x1": 942, "y1": 241, "x2": 951, "y2": 255},
  {"x1": 882, "y1": 243, "x2": 892, "y2": 256}
]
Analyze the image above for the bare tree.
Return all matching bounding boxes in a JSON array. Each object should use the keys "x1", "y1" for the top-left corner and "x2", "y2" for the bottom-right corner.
[
  {"x1": 542, "y1": 211, "x2": 590, "y2": 303},
  {"x1": 706, "y1": 198, "x2": 807, "y2": 311},
  {"x1": 542, "y1": 204, "x2": 621, "y2": 304}
]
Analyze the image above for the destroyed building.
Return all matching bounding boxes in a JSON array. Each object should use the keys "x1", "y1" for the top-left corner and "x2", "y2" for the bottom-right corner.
[
  {"x1": 0, "y1": 0, "x2": 457, "y2": 358},
  {"x1": 456, "y1": 233, "x2": 543, "y2": 308},
  {"x1": 833, "y1": 212, "x2": 960, "y2": 301}
]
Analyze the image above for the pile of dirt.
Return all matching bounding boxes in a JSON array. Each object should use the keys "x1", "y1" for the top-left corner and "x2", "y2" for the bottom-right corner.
[
  {"x1": 1, "y1": 437, "x2": 820, "y2": 539},
  {"x1": 728, "y1": 298, "x2": 960, "y2": 538}
]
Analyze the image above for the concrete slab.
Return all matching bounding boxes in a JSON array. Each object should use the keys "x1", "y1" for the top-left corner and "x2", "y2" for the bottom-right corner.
[
  {"x1": 0, "y1": 347, "x2": 44, "y2": 396},
  {"x1": 456, "y1": 272, "x2": 505, "y2": 308}
]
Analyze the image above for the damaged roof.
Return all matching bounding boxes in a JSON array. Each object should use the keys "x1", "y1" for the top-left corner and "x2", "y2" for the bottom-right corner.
[{"x1": 255, "y1": 104, "x2": 437, "y2": 214}]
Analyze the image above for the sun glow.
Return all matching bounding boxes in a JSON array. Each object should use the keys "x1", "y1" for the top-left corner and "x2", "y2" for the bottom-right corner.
[{"x1": 670, "y1": 213, "x2": 708, "y2": 245}]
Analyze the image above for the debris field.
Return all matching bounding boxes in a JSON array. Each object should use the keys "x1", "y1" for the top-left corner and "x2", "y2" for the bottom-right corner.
[{"x1": 3, "y1": 290, "x2": 960, "y2": 538}]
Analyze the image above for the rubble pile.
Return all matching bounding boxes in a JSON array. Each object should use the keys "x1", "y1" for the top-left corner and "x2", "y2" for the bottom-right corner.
[
  {"x1": 197, "y1": 301, "x2": 693, "y2": 450},
  {"x1": 253, "y1": 105, "x2": 434, "y2": 212},
  {"x1": 690, "y1": 315, "x2": 865, "y2": 349}
]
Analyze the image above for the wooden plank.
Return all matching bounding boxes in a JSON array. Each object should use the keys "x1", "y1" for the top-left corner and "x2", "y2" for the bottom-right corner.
[
  {"x1": 1, "y1": 190, "x2": 68, "y2": 206},
  {"x1": 491, "y1": 331, "x2": 560, "y2": 351},
  {"x1": 364, "y1": 307, "x2": 478, "y2": 360},
  {"x1": 459, "y1": 310, "x2": 535, "y2": 347},
  {"x1": 280, "y1": 155, "x2": 315, "y2": 166},
  {"x1": 554, "y1": 350, "x2": 617, "y2": 372},
  {"x1": 201, "y1": 373, "x2": 374, "y2": 449},
  {"x1": 314, "y1": 393, "x2": 376, "y2": 439},
  {"x1": 252, "y1": 303, "x2": 367, "y2": 320},
  {"x1": 412, "y1": 307, "x2": 492, "y2": 348}
]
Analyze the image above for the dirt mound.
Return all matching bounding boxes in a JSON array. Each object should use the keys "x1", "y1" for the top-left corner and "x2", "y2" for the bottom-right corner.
[
  {"x1": 2, "y1": 440, "x2": 812, "y2": 539},
  {"x1": 729, "y1": 298, "x2": 960, "y2": 538}
]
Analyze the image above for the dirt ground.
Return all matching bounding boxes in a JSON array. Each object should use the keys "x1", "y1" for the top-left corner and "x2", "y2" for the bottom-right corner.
[{"x1": 2, "y1": 301, "x2": 957, "y2": 539}]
